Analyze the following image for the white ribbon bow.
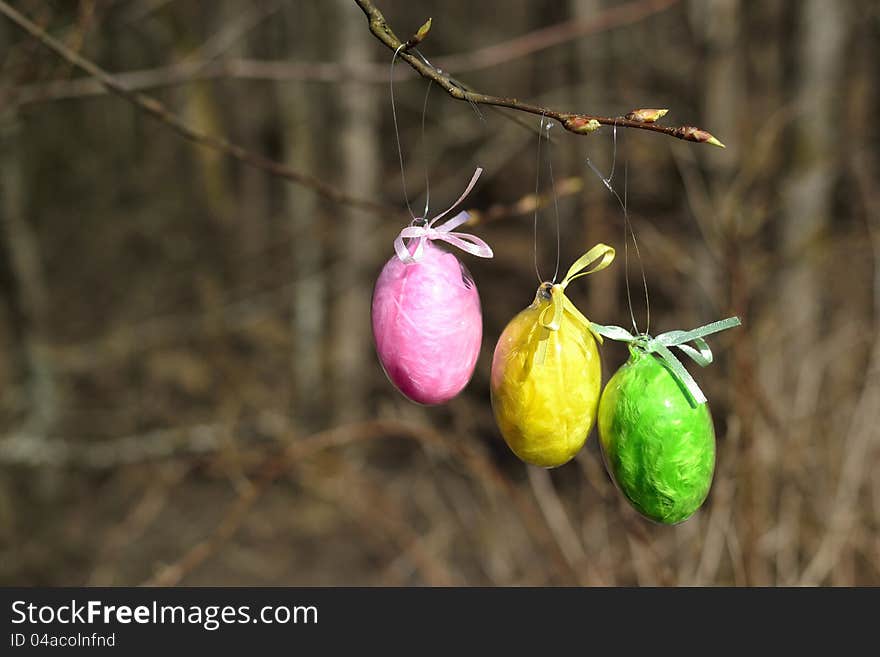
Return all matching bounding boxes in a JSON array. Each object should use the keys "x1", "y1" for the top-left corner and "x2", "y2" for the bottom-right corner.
[{"x1": 393, "y1": 168, "x2": 494, "y2": 264}]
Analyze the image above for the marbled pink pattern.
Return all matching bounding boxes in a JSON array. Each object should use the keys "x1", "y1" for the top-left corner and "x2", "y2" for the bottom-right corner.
[{"x1": 372, "y1": 241, "x2": 483, "y2": 405}]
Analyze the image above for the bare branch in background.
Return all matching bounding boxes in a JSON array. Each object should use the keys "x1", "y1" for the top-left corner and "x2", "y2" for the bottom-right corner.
[
  {"x1": 0, "y1": 1, "x2": 394, "y2": 216},
  {"x1": 0, "y1": 424, "x2": 228, "y2": 469},
  {"x1": 15, "y1": 0, "x2": 680, "y2": 104},
  {"x1": 438, "y1": 0, "x2": 680, "y2": 73},
  {"x1": 141, "y1": 419, "x2": 579, "y2": 586}
]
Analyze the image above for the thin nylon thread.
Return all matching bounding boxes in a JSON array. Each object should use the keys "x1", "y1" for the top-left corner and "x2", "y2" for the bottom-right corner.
[
  {"x1": 533, "y1": 114, "x2": 545, "y2": 283},
  {"x1": 419, "y1": 78, "x2": 433, "y2": 218},
  {"x1": 390, "y1": 44, "x2": 416, "y2": 221},
  {"x1": 547, "y1": 123, "x2": 562, "y2": 283},
  {"x1": 390, "y1": 45, "x2": 436, "y2": 223},
  {"x1": 413, "y1": 49, "x2": 485, "y2": 123},
  {"x1": 585, "y1": 124, "x2": 651, "y2": 335},
  {"x1": 533, "y1": 116, "x2": 563, "y2": 284}
]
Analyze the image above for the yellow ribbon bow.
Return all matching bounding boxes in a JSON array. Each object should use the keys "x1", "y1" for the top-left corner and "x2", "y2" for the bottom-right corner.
[{"x1": 535, "y1": 243, "x2": 616, "y2": 363}]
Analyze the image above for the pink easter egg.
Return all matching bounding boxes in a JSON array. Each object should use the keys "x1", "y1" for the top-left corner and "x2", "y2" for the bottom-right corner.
[{"x1": 371, "y1": 241, "x2": 483, "y2": 405}]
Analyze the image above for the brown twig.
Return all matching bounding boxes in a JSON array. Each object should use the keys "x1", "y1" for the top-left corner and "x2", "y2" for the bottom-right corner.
[
  {"x1": 88, "y1": 462, "x2": 191, "y2": 585},
  {"x1": 143, "y1": 419, "x2": 578, "y2": 586},
  {"x1": 526, "y1": 467, "x2": 605, "y2": 585},
  {"x1": 298, "y1": 462, "x2": 456, "y2": 586},
  {"x1": 467, "y1": 176, "x2": 584, "y2": 225},
  {"x1": 0, "y1": 1, "x2": 393, "y2": 216},
  {"x1": 354, "y1": 0, "x2": 724, "y2": 147}
]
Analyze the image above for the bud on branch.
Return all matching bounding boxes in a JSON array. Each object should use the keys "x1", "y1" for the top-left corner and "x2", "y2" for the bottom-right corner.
[
  {"x1": 563, "y1": 116, "x2": 601, "y2": 134},
  {"x1": 675, "y1": 126, "x2": 726, "y2": 148},
  {"x1": 403, "y1": 17, "x2": 432, "y2": 50},
  {"x1": 625, "y1": 108, "x2": 669, "y2": 123}
]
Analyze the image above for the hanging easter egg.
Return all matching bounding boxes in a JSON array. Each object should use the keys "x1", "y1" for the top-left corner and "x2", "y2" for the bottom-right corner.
[
  {"x1": 372, "y1": 168, "x2": 493, "y2": 405},
  {"x1": 373, "y1": 242, "x2": 482, "y2": 404},
  {"x1": 490, "y1": 244, "x2": 616, "y2": 468},
  {"x1": 598, "y1": 349, "x2": 715, "y2": 524},
  {"x1": 591, "y1": 318, "x2": 742, "y2": 524}
]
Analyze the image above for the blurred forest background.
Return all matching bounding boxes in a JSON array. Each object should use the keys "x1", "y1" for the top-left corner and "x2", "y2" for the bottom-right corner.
[{"x1": 0, "y1": 0, "x2": 877, "y2": 586}]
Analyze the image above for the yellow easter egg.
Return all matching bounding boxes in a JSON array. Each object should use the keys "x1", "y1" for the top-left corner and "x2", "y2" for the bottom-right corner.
[{"x1": 490, "y1": 283, "x2": 602, "y2": 468}]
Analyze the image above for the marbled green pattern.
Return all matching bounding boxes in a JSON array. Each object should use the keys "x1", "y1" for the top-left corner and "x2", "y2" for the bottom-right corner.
[{"x1": 598, "y1": 348, "x2": 715, "y2": 524}]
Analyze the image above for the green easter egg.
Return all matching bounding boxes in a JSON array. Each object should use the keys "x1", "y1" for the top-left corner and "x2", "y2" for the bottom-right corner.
[{"x1": 598, "y1": 348, "x2": 715, "y2": 524}]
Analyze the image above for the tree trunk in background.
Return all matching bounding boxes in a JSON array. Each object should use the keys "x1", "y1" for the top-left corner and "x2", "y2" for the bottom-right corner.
[
  {"x1": 227, "y1": 8, "x2": 272, "y2": 256},
  {"x1": 775, "y1": 0, "x2": 846, "y2": 585},
  {"x1": 779, "y1": 1, "x2": 846, "y2": 413},
  {"x1": 528, "y1": 1, "x2": 574, "y2": 278},
  {"x1": 331, "y1": 0, "x2": 380, "y2": 421},
  {"x1": 689, "y1": 0, "x2": 742, "y2": 309},
  {"x1": 569, "y1": 0, "x2": 621, "y2": 584},
  {"x1": 571, "y1": 0, "x2": 618, "y2": 325},
  {"x1": 0, "y1": 21, "x2": 57, "y2": 438},
  {"x1": 688, "y1": 0, "x2": 748, "y2": 584},
  {"x1": 691, "y1": 0, "x2": 778, "y2": 586},
  {"x1": 0, "y1": 117, "x2": 57, "y2": 436},
  {"x1": 180, "y1": 84, "x2": 230, "y2": 220},
  {"x1": 743, "y1": 0, "x2": 802, "y2": 588},
  {"x1": 281, "y1": 2, "x2": 324, "y2": 427},
  {"x1": 698, "y1": 0, "x2": 741, "y2": 186}
]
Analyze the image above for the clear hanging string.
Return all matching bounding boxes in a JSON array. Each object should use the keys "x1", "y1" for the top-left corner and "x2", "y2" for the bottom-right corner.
[
  {"x1": 533, "y1": 115, "x2": 563, "y2": 284},
  {"x1": 390, "y1": 44, "x2": 435, "y2": 222},
  {"x1": 388, "y1": 46, "x2": 491, "y2": 265},
  {"x1": 412, "y1": 49, "x2": 485, "y2": 123},
  {"x1": 418, "y1": 77, "x2": 432, "y2": 218},
  {"x1": 585, "y1": 124, "x2": 651, "y2": 335}
]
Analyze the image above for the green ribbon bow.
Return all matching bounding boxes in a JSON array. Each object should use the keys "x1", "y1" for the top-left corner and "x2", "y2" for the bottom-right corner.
[
  {"x1": 535, "y1": 243, "x2": 616, "y2": 363},
  {"x1": 589, "y1": 317, "x2": 742, "y2": 405}
]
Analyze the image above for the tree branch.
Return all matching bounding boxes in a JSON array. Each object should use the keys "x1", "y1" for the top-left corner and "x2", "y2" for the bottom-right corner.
[
  {"x1": 0, "y1": 1, "x2": 394, "y2": 216},
  {"x1": 354, "y1": 0, "x2": 725, "y2": 147}
]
